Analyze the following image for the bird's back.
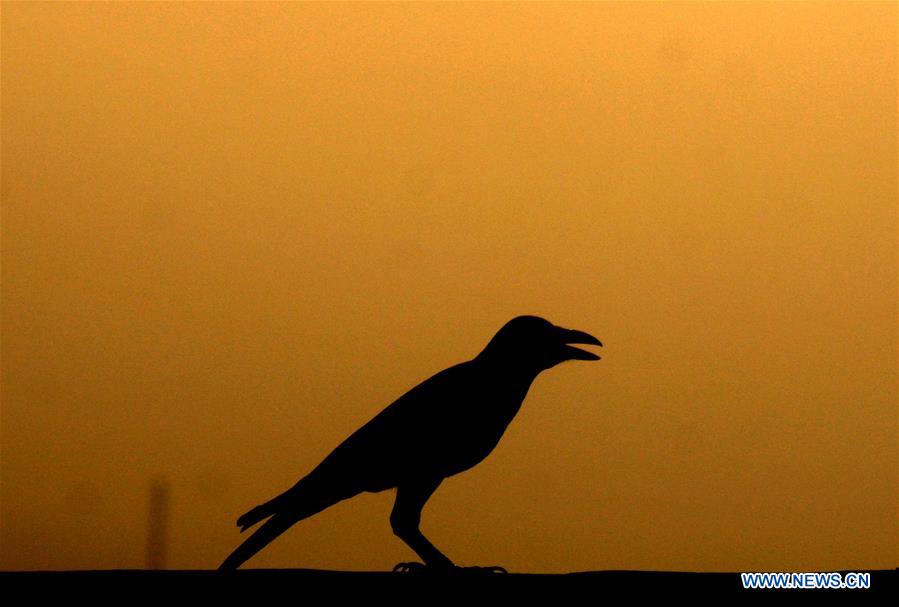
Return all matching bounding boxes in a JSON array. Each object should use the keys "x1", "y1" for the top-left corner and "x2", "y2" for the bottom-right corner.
[
  {"x1": 304, "y1": 361, "x2": 480, "y2": 492},
  {"x1": 297, "y1": 353, "x2": 536, "y2": 499}
]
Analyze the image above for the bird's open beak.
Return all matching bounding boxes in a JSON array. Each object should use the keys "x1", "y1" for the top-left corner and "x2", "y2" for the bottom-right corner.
[{"x1": 558, "y1": 327, "x2": 603, "y2": 361}]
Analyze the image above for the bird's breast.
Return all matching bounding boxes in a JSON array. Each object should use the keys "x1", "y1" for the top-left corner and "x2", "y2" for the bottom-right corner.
[{"x1": 427, "y1": 379, "x2": 531, "y2": 478}]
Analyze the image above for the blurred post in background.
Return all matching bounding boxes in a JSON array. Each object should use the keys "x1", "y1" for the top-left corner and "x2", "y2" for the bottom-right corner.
[{"x1": 147, "y1": 478, "x2": 170, "y2": 570}]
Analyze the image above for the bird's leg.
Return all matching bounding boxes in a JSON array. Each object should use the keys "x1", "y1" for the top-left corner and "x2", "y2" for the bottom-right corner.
[
  {"x1": 390, "y1": 480, "x2": 508, "y2": 575},
  {"x1": 390, "y1": 479, "x2": 455, "y2": 573}
]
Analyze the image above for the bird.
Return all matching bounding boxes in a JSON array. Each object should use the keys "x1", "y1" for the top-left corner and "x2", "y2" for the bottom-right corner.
[{"x1": 219, "y1": 315, "x2": 602, "y2": 573}]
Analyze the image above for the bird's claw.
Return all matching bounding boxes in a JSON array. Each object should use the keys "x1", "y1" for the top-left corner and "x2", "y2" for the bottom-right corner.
[
  {"x1": 459, "y1": 565, "x2": 508, "y2": 574},
  {"x1": 392, "y1": 562, "x2": 508, "y2": 575},
  {"x1": 393, "y1": 561, "x2": 431, "y2": 574}
]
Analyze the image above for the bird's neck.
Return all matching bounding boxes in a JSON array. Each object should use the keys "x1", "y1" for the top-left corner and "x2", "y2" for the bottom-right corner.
[{"x1": 473, "y1": 352, "x2": 542, "y2": 392}]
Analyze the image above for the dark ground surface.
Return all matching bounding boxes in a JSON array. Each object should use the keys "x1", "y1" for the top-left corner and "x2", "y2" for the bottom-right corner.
[{"x1": 2, "y1": 568, "x2": 896, "y2": 601}]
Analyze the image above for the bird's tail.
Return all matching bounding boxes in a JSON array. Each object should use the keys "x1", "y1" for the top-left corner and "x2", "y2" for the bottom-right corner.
[
  {"x1": 236, "y1": 499, "x2": 280, "y2": 533},
  {"x1": 220, "y1": 476, "x2": 358, "y2": 570},
  {"x1": 219, "y1": 512, "x2": 299, "y2": 571}
]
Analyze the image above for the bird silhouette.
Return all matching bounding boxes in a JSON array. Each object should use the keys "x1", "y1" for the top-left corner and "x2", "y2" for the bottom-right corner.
[{"x1": 219, "y1": 315, "x2": 602, "y2": 573}]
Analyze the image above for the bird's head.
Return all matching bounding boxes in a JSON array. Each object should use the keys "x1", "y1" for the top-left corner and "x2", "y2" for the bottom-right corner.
[{"x1": 478, "y1": 315, "x2": 602, "y2": 372}]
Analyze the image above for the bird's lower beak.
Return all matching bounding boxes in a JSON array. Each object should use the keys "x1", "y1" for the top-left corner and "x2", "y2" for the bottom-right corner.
[{"x1": 559, "y1": 328, "x2": 603, "y2": 361}]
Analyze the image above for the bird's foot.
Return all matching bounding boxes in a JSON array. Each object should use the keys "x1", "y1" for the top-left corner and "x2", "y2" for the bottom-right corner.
[{"x1": 392, "y1": 562, "x2": 508, "y2": 575}]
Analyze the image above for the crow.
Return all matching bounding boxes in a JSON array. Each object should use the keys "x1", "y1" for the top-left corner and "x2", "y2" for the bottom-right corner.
[{"x1": 219, "y1": 315, "x2": 602, "y2": 573}]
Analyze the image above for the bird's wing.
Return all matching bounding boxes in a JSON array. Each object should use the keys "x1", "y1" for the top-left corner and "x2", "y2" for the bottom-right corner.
[{"x1": 304, "y1": 361, "x2": 476, "y2": 492}]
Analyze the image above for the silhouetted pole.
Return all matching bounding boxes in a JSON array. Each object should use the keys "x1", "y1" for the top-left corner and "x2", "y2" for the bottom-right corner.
[{"x1": 147, "y1": 478, "x2": 170, "y2": 570}]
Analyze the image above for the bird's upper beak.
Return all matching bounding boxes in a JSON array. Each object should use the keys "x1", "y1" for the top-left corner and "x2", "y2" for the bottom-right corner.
[{"x1": 557, "y1": 327, "x2": 603, "y2": 361}]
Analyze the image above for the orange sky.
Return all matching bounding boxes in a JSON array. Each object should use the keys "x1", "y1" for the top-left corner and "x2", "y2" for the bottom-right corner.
[{"x1": 1, "y1": 2, "x2": 896, "y2": 572}]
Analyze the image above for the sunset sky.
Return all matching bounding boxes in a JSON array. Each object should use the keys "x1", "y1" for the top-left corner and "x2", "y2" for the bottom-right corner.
[{"x1": 1, "y1": 2, "x2": 896, "y2": 572}]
